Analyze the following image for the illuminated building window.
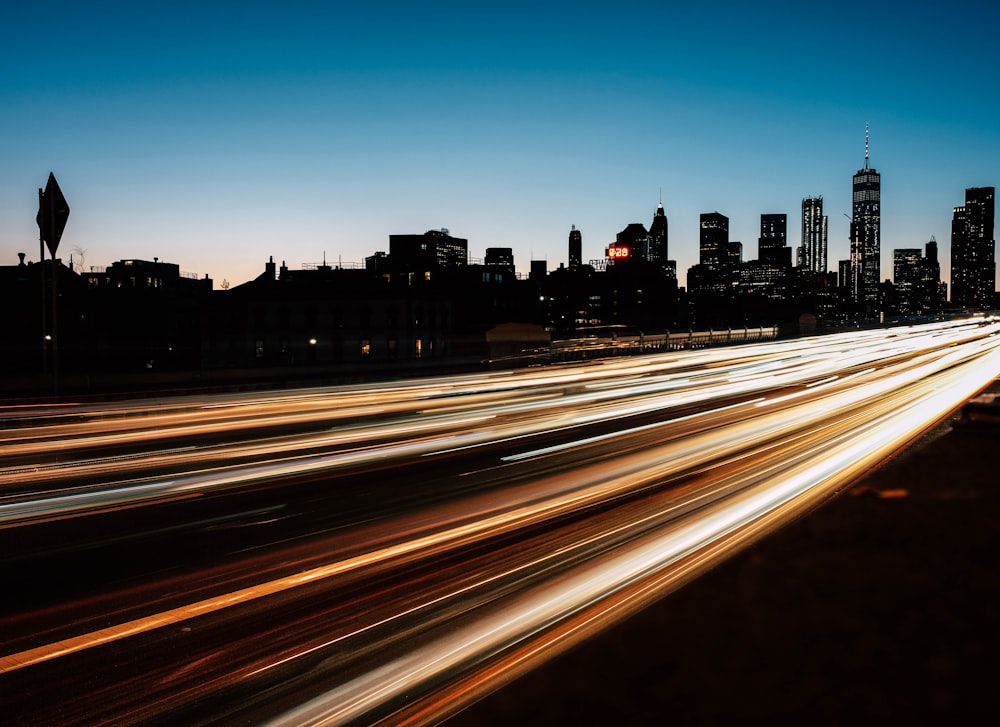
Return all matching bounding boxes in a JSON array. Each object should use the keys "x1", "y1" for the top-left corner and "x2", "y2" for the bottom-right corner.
[{"x1": 415, "y1": 338, "x2": 422, "y2": 358}]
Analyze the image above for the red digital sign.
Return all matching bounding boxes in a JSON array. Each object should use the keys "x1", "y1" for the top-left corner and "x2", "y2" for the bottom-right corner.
[{"x1": 606, "y1": 245, "x2": 630, "y2": 259}]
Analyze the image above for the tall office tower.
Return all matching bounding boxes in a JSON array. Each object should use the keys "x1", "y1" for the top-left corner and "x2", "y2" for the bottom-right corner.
[
  {"x1": 950, "y1": 186, "x2": 996, "y2": 309},
  {"x1": 923, "y1": 237, "x2": 941, "y2": 290},
  {"x1": 568, "y1": 225, "x2": 582, "y2": 269},
  {"x1": 700, "y1": 212, "x2": 729, "y2": 269},
  {"x1": 800, "y1": 197, "x2": 828, "y2": 274},
  {"x1": 758, "y1": 213, "x2": 788, "y2": 265},
  {"x1": 850, "y1": 127, "x2": 881, "y2": 309},
  {"x1": 893, "y1": 248, "x2": 923, "y2": 314},
  {"x1": 921, "y1": 237, "x2": 943, "y2": 311},
  {"x1": 648, "y1": 197, "x2": 669, "y2": 266}
]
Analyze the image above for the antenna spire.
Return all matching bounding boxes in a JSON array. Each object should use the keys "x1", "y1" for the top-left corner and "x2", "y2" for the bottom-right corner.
[{"x1": 864, "y1": 122, "x2": 870, "y2": 169}]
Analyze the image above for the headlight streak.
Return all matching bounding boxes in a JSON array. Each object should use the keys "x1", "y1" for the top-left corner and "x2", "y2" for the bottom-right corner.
[
  {"x1": 2, "y1": 318, "x2": 1000, "y2": 725},
  {"x1": 7, "y1": 335, "x2": 943, "y2": 516},
  {"x1": 266, "y1": 338, "x2": 1000, "y2": 727},
  {"x1": 502, "y1": 397, "x2": 767, "y2": 463}
]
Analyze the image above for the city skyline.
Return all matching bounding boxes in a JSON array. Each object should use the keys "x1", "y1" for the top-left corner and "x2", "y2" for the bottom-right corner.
[{"x1": 2, "y1": 2, "x2": 998, "y2": 290}]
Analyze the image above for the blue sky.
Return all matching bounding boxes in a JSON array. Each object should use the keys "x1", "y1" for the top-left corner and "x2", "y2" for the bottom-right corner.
[{"x1": 2, "y1": 1, "x2": 998, "y2": 289}]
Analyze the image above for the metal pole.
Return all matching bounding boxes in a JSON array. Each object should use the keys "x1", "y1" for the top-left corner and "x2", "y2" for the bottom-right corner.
[
  {"x1": 39, "y1": 187, "x2": 47, "y2": 376},
  {"x1": 50, "y1": 199, "x2": 59, "y2": 397}
]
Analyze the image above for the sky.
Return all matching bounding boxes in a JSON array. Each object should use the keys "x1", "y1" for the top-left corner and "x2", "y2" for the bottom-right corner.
[{"x1": 2, "y1": 1, "x2": 998, "y2": 290}]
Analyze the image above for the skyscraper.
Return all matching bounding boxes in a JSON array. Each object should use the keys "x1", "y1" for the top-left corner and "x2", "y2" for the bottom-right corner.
[
  {"x1": 648, "y1": 197, "x2": 669, "y2": 267},
  {"x1": 568, "y1": 225, "x2": 582, "y2": 269},
  {"x1": 893, "y1": 248, "x2": 923, "y2": 314},
  {"x1": 700, "y1": 212, "x2": 729, "y2": 269},
  {"x1": 758, "y1": 213, "x2": 788, "y2": 266},
  {"x1": 950, "y1": 186, "x2": 996, "y2": 309},
  {"x1": 800, "y1": 197, "x2": 828, "y2": 274},
  {"x1": 850, "y1": 127, "x2": 881, "y2": 310},
  {"x1": 744, "y1": 213, "x2": 791, "y2": 300},
  {"x1": 893, "y1": 239, "x2": 945, "y2": 315}
]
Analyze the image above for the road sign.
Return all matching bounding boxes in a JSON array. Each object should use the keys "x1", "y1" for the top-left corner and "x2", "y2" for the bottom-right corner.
[{"x1": 37, "y1": 172, "x2": 70, "y2": 257}]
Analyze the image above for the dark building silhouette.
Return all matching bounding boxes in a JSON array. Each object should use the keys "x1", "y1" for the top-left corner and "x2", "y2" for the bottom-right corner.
[
  {"x1": 691, "y1": 213, "x2": 741, "y2": 292},
  {"x1": 758, "y1": 213, "x2": 790, "y2": 267},
  {"x1": 892, "y1": 248, "x2": 923, "y2": 315},
  {"x1": 800, "y1": 197, "x2": 828, "y2": 274},
  {"x1": 741, "y1": 213, "x2": 792, "y2": 307},
  {"x1": 208, "y1": 259, "x2": 448, "y2": 368},
  {"x1": 699, "y1": 212, "x2": 729, "y2": 270},
  {"x1": 599, "y1": 258, "x2": 677, "y2": 332},
  {"x1": 891, "y1": 240, "x2": 943, "y2": 316},
  {"x1": 542, "y1": 263, "x2": 598, "y2": 334},
  {"x1": 950, "y1": 186, "x2": 995, "y2": 309},
  {"x1": 850, "y1": 128, "x2": 881, "y2": 311},
  {"x1": 612, "y1": 223, "x2": 650, "y2": 261},
  {"x1": 209, "y1": 243, "x2": 542, "y2": 371},
  {"x1": 485, "y1": 247, "x2": 515, "y2": 274},
  {"x1": 81, "y1": 259, "x2": 213, "y2": 372},
  {"x1": 388, "y1": 229, "x2": 467, "y2": 280},
  {"x1": 365, "y1": 251, "x2": 390, "y2": 274},
  {"x1": 1, "y1": 255, "x2": 82, "y2": 377},
  {"x1": 648, "y1": 199, "x2": 669, "y2": 266},
  {"x1": 568, "y1": 225, "x2": 582, "y2": 269},
  {"x1": 0, "y1": 255, "x2": 213, "y2": 381},
  {"x1": 687, "y1": 212, "x2": 744, "y2": 325},
  {"x1": 925, "y1": 238, "x2": 948, "y2": 311}
]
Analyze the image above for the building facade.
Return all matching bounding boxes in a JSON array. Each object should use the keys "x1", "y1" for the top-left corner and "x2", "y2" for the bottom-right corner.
[
  {"x1": 800, "y1": 197, "x2": 828, "y2": 275},
  {"x1": 759, "y1": 214, "x2": 789, "y2": 265},
  {"x1": 648, "y1": 199, "x2": 669, "y2": 268},
  {"x1": 568, "y1": 225, "x2": 582, "y2": 269},
  {"x1": 699, "y1": 212, "x2": 730, "y2": 269},
  {"x1": 388, "y1": 229, "x2": 468, "y2": 280},
  {"x1": 950, "y1": 186, "x2": 996, "y2": 309},
  {"x1": 892, "y1": 239, "x2": 944, "y2": 315},
  {"x1": 850, "y1": 130, "x2": 881, "y2": 311}
]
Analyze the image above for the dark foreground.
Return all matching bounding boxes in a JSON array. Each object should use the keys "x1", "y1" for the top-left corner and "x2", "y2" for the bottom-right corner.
[{"x1": 450, "y1": 380, "x2": 1000, "y2": 725}]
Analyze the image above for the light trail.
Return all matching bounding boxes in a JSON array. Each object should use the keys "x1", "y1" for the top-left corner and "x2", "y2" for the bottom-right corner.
[{"x1": 0, "y1": 317, "x2": 998, "y2": 725}]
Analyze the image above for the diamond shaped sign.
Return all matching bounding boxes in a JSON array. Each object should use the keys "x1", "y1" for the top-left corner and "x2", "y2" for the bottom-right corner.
[{"x1": 37, "y1": 172, "x2": 70, "y2": 257}]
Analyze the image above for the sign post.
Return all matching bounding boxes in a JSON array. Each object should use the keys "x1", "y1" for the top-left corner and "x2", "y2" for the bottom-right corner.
[{"x1": 36, "y1": 172, "x2": 70, "y2": 392}]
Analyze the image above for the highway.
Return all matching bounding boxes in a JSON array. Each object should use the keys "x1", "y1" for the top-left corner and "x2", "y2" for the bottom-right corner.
[{"x1": 2, "y1": 317, "x2": 999, "y2": 725}]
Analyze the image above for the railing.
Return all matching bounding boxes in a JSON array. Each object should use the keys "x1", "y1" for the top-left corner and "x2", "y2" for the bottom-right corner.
[{"x1": 546, "y1": 326, "x2": 780, "y2": 362}]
